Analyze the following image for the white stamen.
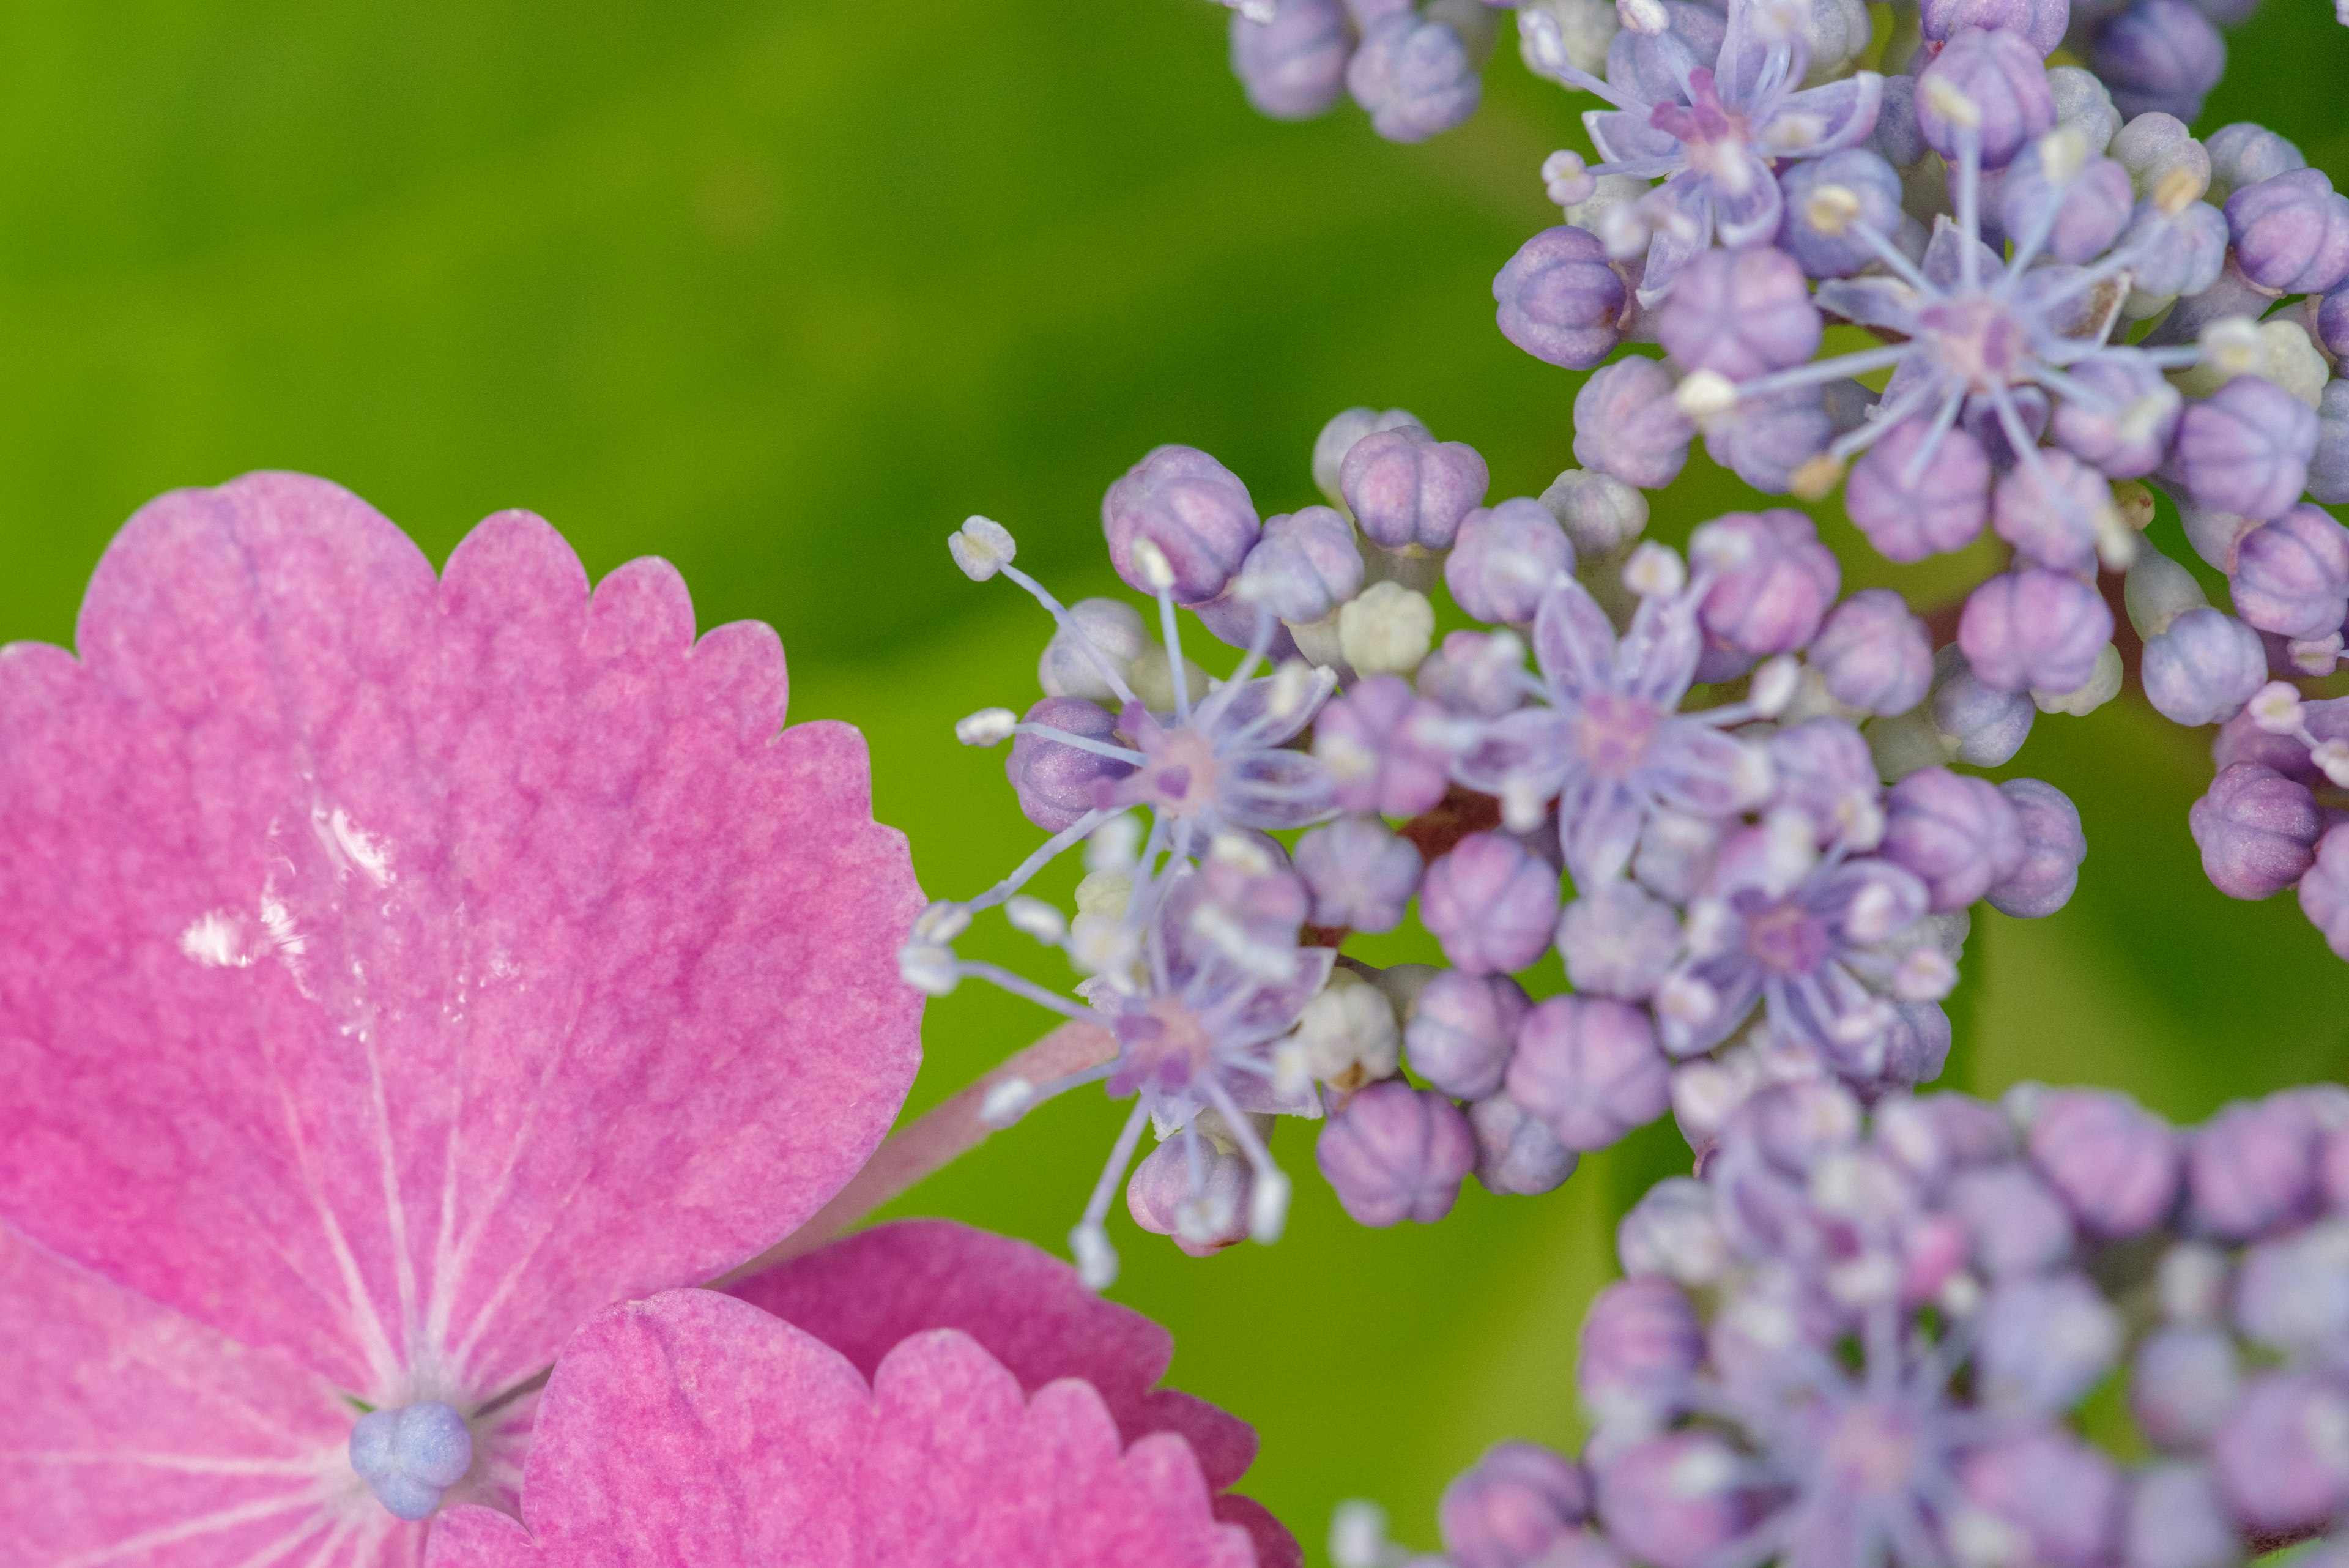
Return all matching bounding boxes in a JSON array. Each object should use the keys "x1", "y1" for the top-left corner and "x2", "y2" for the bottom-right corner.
[
  {"x1": 1004, "y1": 896, "x2": 1068, "y2": 945},
  {"x1": 2036, "y1": 125, "x2": 2088, "y2": 187},
  {"x1": 949, "y1": 515, "x2": 1018, "y2": 581},
  {"x1": 1674, "y1": 370, "x2": 1740, "y2": 422},
  {"x1": 1616, "y1": 0, "x2": 1668, "y2": 34},
  {"x1": 898, "y1": 943, "x2": 962, "y2": 996},
  {"x1": 2313, "y1": 739, "x2": 2349, "y2": 790},
  {"x1": 2249, "y1": 681, "x2": 2306, "y2": 735},
  {"x1": 2199, "y1": 316, "x2": 2263, "y2": 377},
  {"x1": 912, "y1": 900, "x2": 973, "y2": 943},
  {"x1": 1804, "y1": 184, "x2": 1864, "y2": 237},
  {"x1": 1622, "y1": 541, "x2": 1687, "y2": 598},
  {"x1": 1923, "y1": 76, "x2": 1981, "y2": 130},
  {"x1": 955, "y1": 707, "x2": 1019, "y2": 746},
  {"x1": 980, "y1": 1076, "x2": 1038, "y2": 1128},
  {"x1": 1893, "y1": 946, "x2": 1958, "y2": 1001},
  {"x1": 1132, "y1": 537, "x2": 1178, "y2": 593},
  {"x1": 1085, "y1": 813, "x2": 1143, "y2": 871},
  {"x1": 1249, "y1": 1168, "x2": 1292, "y2": 1244}
]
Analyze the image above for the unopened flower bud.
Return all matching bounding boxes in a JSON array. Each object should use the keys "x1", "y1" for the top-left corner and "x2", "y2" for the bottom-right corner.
[{"x1": 1315, "y1": 1079, "x2": 1475, "y2": 1227}]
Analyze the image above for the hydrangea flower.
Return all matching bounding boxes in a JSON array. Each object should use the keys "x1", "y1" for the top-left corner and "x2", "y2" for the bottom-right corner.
[{"x1": 0, "y1": 475, "x2": 926, "y2": 1554}]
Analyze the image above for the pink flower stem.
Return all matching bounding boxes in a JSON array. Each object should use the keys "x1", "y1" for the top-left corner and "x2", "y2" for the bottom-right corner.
[{"x1": 710, "y1": 1018, "x2": 1118, "y2": 1285}]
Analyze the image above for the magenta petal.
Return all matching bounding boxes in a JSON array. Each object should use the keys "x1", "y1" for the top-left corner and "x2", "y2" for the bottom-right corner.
[
  {"x1": 727, "y1": 1219, "x2": 1260, "y2": 1492},
  {"x1": 425, "y1": 1291, "x2": 1263, "y2": 1567},
  {"x1": 0, "y1": 474, "x2": 924, "y2": 1399}
]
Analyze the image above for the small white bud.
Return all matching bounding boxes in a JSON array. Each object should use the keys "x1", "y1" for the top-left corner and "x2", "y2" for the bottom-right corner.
[
  {"x1": 1249, "y1": 1167, "x2": 1292, "y2": 1244},
  {"x1": 948, "y1": 515, "x2": 1017, "y2": 581},
  {"x1": 1069, "y1": 1221, "x2": 1119, "y2": 1291},
  {"x1": 1542, "y1": 148, "x2": 1597, "y2": 209},
  {"x1": 1337, "y1": 581, "x2": 1436, "y2": 676},
  {"x1": 1131, "y1": 537, "x2": 1178, "y2": 593},
  {"x1": 955, "y1": 706, "x2": 1019, "y2": 746},
  {"x1": 1622, "y1": 541, "x2": 1687, "y2": 598},
  {"x1": 1004, "y1": 896, "x2": 1068, "y2": 945},
  {"x1": 2249, "y1": 680, "x2": 2306, "y2": 735},
  {"x1": 1750, "y1": 655, "x2": 1801, "y2": 718},
  {"x1": 2199, "y1": 315, "x2": 2263, "y2": 377},
  {"x1": 1674, "y1": 368, "x2": 1740, "y2": 422},
  {"x1": 980, "y1": 1076, "x2": 1038, "y2": 1127}
]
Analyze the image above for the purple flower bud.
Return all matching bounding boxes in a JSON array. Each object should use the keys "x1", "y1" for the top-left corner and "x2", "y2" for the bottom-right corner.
[
  {"x1": 2235, "y1": 1217, "x2": 2349, "y2": 1358},
  {"x1": 1977, "y1": 1271, "x2": 2123, "y2": 1410},
  {"x1": 1990, "y1": 449, "x2": 2113, "y2": 573},
  {"x1": 2115, "y1": 196, "x2": 2230, "y2": 302},
  {"x1": 2227, "y1": 168, "x2": 2349, "y2": 298},
  {"x1": 1958, "y1": 1432, "x2": 2123, "y2": 1568},
  {"x1": 2210, "y1": 1373, "x2": 2349, "y2": 1534},
  {"x1": 1593, "y1": 1433, "x2": 1760, "y2": 1568},
  {"x1": 1407, "y1": 969, "x2": 1534, "y2": 1100},
  {"x1": 1556, "y1": 881, "x2": 1682, "y2": 1000},
  {"x1": 2027, "y1": 1088, "x2": 2181, "y2": 1238},
  {"x1": 2088, "y1": 0, "x2": 2224, "y2": 124},
  {"x1": 2190, "y1": 761, "x2": 2323, "y2": 900},
  {"x1": 1572, "y1": 357, "x2": 1696, "y2": 491},
  {"x1": 2050, "y1": 356, "x2": 2180, "y2": 480},
  {"x1": 1126, "y1": 1134, "x2": 1250, "y2": 1257},
  {"x1": 1811, "y1": 589, "x2": 1935, "y2": 716},
  {"x1": 2206, "y1": 122, "x2": 2306, "y2": 205},
  {"x1": 1929, "y1": 642, "x2": 2039, "y2": 766},
  {"x1": 1237, "y1": 505, "x2": 1364, "y2": 624},
  {"x1": 1442, "y1": 1442, "x2": 1591, "y2": 1568},
  {"x1": 1346, "y1": 13, "x2": 1481, "y2": 143},
  {"x1": 1293, "y1": 814, "x2": 1423, "y2": 933},
  {"x1": 2319, "y1": 284, "x2": 2349, "y2": 363},
  {"x1": 2132, "y1": 1327, "x2": 2240, "y2": 1450},
  {"x1": 2301, "y1": 823, "x2": 2349, "y2": 960},
  {"x1": 1449, "y1": 497, "x2": 1576, "y2": 623},
  {"x1": 2232, "y1": 504, "x2": 2349, "y2": 641},
  {"x1": 1230, "y1": 0, "x2": 1353, "y2": 121},
  {"x1": 1419, "y1": 628, "x2": 1529, "y2": 718},
  {"x1": 1496, "y1": 226, "x2": 1628, "y2": 371},
  {"x1": 1847, "y1": 420, "x2": 1992, "y2": 562},
  {"x1": 1701, "y1": 388, "x2": 1836, "y2": 496},
  {"x1": 1469, "y1": 1092, "x2": 1581, "y2": 1196},
  {"x1": 2143, "y1": 607, "x2": 2268, "y2": 726},
  {"x1": 2003, "y1": 143, "x2": 2134, "y2": 264},
  {"x1": 1578, "y1": 1276, "x2": 1704, "y2": 1429},
  {"x1": 1922, "y1": 0, "x2": 2069, "y2": 56},
  {"x1": 1422, "y1": 832, "x2": 1561, "y2": 974},
  {"x1": 2124, "y1": 1463, "x2": 2240, "y2": 1568},
  {"x1": 1314, "y1": 673, "x2": 1457, "y2": 816},
  {"x1": 1916, "y1": 28, "x2": 2058, "y2": 171},
  {"x1": 1103, "y1": 444, "x2": 1260, "y2": 603},
  {"x1": 1882, "y1": 766, "x2": 2027, "y2": 912},
  {"x1": 1315, "y1": 1079, "x2": 1475, "y2": 1227},
  {"x1": 2188, "y1": 1093, "x2": 2323, "y2": 1240},
  {"x1": 1767, "y1": 718, "x2": 1883, "y2": 846},
  {"x1": 1341, "y1": 424, "x2": 1490, "y2": 551},
  {"x1": 1989, "y1": 777, "x2": 2086, "y2": 918},
  {"x1": 1776, "y1": 150, "x2": 1906, "y2": 278},
  {"x1": 1507, "y1": 995, "x2": 1671, "y2": 1152},
  {"x1": 1006, "y1": 696, "x2": 1137, "y2": 831},
  {"x1": 1689, "y1": 509, "x2": 1840, "y2": 660},
  {"x1": 2313, "y1": 380, "x2": 2349, "y2": 507},
  {"x1": 1948, "y1": 1162, "x2": 2077, "y2": 1275},
  {"x1": 1959, "y1": 568, "x2": 2113, "y2": 695},
  {"x1": 1871, "y1": 73, "x2": 1928, "y2": 166},
  {"x1": 2170, "y1": 375, "x2": 2319, "y2": 522},
  {"x1": 1657, "y1": 248, "x2": 1824, "y2": 382}
]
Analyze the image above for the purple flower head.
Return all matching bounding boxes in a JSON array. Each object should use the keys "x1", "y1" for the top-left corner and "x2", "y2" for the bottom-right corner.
[
  {"x1": 2049, "y1": 354, "x2": 2180, "y2": 478},
  {"x1": 2232, "y1": 505, "x2": 2349, "y2": 641},
  {"x1": 1230, "y1": 0, "x2": 1353, "y2": 120},
  {"x1": 1346, "y1": 11, "x2": 1482, "y2": 143},
  {"x1": 2002, "y1": 139, "x2": 2133, "y2": 264},
  {"x1": 1691, "y1": 508, "x2": 1841, "y2": 663},
  {"x1": 1510, "y1": 994, "x2": 1674, "y2": 1151},
  {"x1": 1496, "y1": 225, "x2": 1629, "y2": 370},
  {"x1": 1453, "y1": 569, "x2": 1769, "y2": 887},
  {"x1": 1916, "y1": 28, "x2": 2056, "y2": 171},
  {"x1": 1768, "y1": 719, "x2": 1887, "y2": 850},
  {"x1": 1776, "y1": 150, "x2": 1906, "y2": 279},
  {"x1": 1958, "y1": 568, "x2": 2113, "y2": 695},
  {"x1": 2087, "y1": 0, "x2": 2224, "y2": 121},
  {"x1": 1573, "y1": 356, "x2": 1696, "y2": 489},
  {"x1": 2226, "y1": 168, "x2": 2349, "y2": 297},
  {"x1": 1008, "y1": 696, "x2": 1139, "y2": 831},
  {"x1": 2189, "y1": 761, "x2": 2323, "y2": 900},
  {"x1": 1099, "y1": 673, "x2": 1338, "y2": 840},
  {"x1": 1557, "y1": 879, "x2": 1685, "y2": 1000},
  {"x1": 1341, "y1": 423, "x2": 1491, "y2": 551},
  {"x1": 2143, "y1": 607, "x2": 2268, "y2": 726},
  {"x1": 1449, "y1": 497, "x2": 1578, "y2": 624},
  {"x1": 1578, "y1": 1275, "x2": 1705, "y2": 1429},
  {"x1": 1422, "y1": 831, "x2": 1563, "y2": 975},
  {"x1": 1102, "y1": 444, "x2": 1261, "y2": 605},
  {"x1": 2206, "y1": 121, "x2": 2308, "y2": 207},
  {"x1": 2168, "y1": 375, "x2": 2319, "y2": 522},
  {"x1": 1442, "y1": 1443, "x2": 1592, "y2": 1568},
  {"x1": 1922, "y1": 0, "x2": 2071, "y2": 56},
  {"x1": 1235, "y1": 503, "x2": 1364, "y2": 626},
  {"x1": 1314, "y1": 672, "x2": 1458, "y2": 817},
  {"x1": 1987, "y1": 777, "x2": 2085, "y2": 918},
  {"x1": 1810, "y1": 590, "x2": 1934, "y2": 716},
  {"x1": 1407, "y1": 968, "x2": 1535, "y2": 1100},
  {"x1": 1660, "y1": 247, "x2": 1824, "y2": 381},
  {"x1": 1293, "y1": 813, "x2": 1423, "y2": 932},
  {"x1": 2188, "y1": 1093, "x2": 2324, "y2": 1241},
  {"x1": 1883, "y1": 766, "x2": 2027, "y2": 913},
  {"x1": 1315, "y1": 1079, "x2": 1475, "y2": 1227},
  {"x1": 2302, "y1": 824, "x2": 2349, "y2": 960},
  {"x1": 2025, "y1": 1087, "x2": 2180, "y2": 1238},
  {"x1": 1846, "y1": 421, "x2": 1992, "y2": 562},
  {"x1": 1989, "y1": 447, "x2": 2115, "y2": 572},
  {"x1": 2210, "y1": 1373, "x2": 2349, "y2": 1534}
]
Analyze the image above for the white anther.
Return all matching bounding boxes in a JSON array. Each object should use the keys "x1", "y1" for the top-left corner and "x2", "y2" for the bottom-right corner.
[
  {"x1": 1518, "y1": 7, "x2": 1572, "y2": 73},
  {"x1": 1656, "y1": 972, "x2": 1721, "y2": 1033},
  {"x1": 948, "y1": 515, "x2": 1018, "y2": 581},
  {"x1": 898, "y1": 943, "x2": 962, "y2": 997},
  {"x1": 1208, "y1": 831, "x2": 1276, "y2": 875},
  {"x1": 1086, "y1": 813, "x2": 1143, "y2": 871},
  {"x1": 1674, "y1": 369, "x2": 1740, "y2": 423},
  {"x1": 1004, "y1": 896, "x2": 1068, "y2": 945},
  {"x1": 1130, "y1": 537, "x2": 1178, "y2": 593},
  {"x1": 2290, "y1": 634, "x2": 2345, "y2": 677},
  {"x1": 1616, "y1": 0, "x2": 1669, "y2": 32},
  {"x1": 1268, "y1": 657, "x2": 1320, "y2": 721},
  {"x1": 2250, "y1": 681, "x2": 2306, "y2": 735},
  {"x1": 1228, "y1": 0, "x2": 1276, "y2": 21},
  {"x1": 1803, "y1": 184, "x2": 1865, "y2": 237},
  {"x1": 912, "y1": 900, "x2": 973, "y2": 943},
  {"x1": 1501, "y1": 777, "x2": 1550, "y2": 833},
  {"x1": 2314, "y1": 739, "x2": 2349, "y2": 790},
  {"x1": 1729, "y1": 740, "x2": 1776, "y2": 808},
  {"x1": 1174, "y1": 1186, "x2": 1238, "y2": 1246},
  {"x1": 1838, "y1": 791, "x2": 1887, "y2": 852},
  {"x1": 1893, "y1": 946, "x2": 1958, "y2": 1001},
  {"x1": 1750, "y1": 656, "x2": 1801, "y2": 719},
  {"x1": 1847, "y1": 880, "x2": 1903, "y2": 945},
  {"x1": 1762, "y1": 808, "x2": 1819, "y2": 893},
  {"x1": 1271, "y1": 1038, "x2": 1313, "y2": 1101},
  {"x1": 2152, "y1": 163, "x2": 2202, "y2": 215},
  {"x1": 1598, "y1": 200, "x2": 1655, "y2": 261},
  {"x1": 2199, "y1": 316, "x2": 2263, "y2": 377},
  {"x1": 955, "y1": 706, "x2": 1019, "y2": 746},
  {"x1": 1295, "y1": 970, "x2": 1402, "y2": 1085},
  {"x1": 1543, "y1": 149, "x2": 1597, "y2": 209},
  {"x1": 2036, "y1": 125, "x2": 2088, "y2": 187},
  {"x1": 979, "y1": 1075, "x2": 1038, "y2": 1128},
  {"x1": 2093, "y1": 499, "x2": 2139, "y2": 573},
  {"x1": 1249, "y1": 1168, "x2": 1292, "y2": 1244},
  {"x1": 1683, "y1": 896, "x2": 1734, "y2": 959},
  {"x1": 1622, "y1": 541, "x2": 1687, "y2": 599},
  {"x1": 1923, "y1": 75, "x2": 1981, "y2": 130},
  {"x1": 1069, "y1": 1222, "x2": 1119, "y2": 1291},
  {"x1": 1330, "y1": 1502, "x2": 1397, "y2": 1568}
]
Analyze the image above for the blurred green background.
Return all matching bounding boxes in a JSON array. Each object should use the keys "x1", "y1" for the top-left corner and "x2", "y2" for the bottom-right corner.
[{"x1": 3, "y1": 2, "x2": 2347, "y2": 1557}]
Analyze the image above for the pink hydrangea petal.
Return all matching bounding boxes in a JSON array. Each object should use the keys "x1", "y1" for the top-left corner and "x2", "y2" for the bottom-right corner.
[
  {"x1": 0, "y1": 474, "x2": 924, "y2": 1400},
  {"x1": 424, "y1": 1291, "x2": 1264, "y2": 1567},
  {"x1": 728, "y1": 1218, "x2": 1260, "y2": 1492}
]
